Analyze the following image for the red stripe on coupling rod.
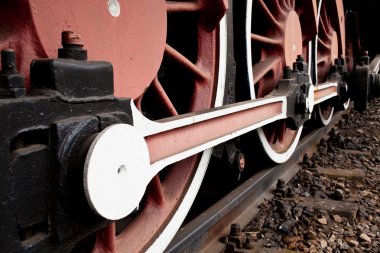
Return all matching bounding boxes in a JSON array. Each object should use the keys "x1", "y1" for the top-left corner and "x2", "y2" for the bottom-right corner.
[{"x1": 146, "y1": 102, "x2": 283, "y2": 163}]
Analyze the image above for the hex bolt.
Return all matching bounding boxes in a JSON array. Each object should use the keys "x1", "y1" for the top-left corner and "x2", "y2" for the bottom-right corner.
[
  {"x1": 0, "y1": 48, "x2": 25, "y2": 97},
  {"x1": 293, "y1": 61, "x2": 298, "y2": 72},
  {"x1": 61, "y1": 31, "x2": 84, "y2": 48},
  {"x1": 360, "y1": 50, "x2": 370, "y2": 65},
  {"x1": 244, "y1": 233, "x2": 255, "y2": 249},
  {"x1": 229, "y1": 223, "x2": 241, "y2": 236},
  {"x1": 293, "y1": 55, "x2": 307, "y2": 72},
  {"x1": 1, "y1": 49, "x2": 17, "y2": 73},
  {"x1": 58, "y1": 31, "x2": 88, "y2": 60},
  {"x1": 296, "y1": 54, "x2": 304, "y2": 62},
  {"x1": 277, "y1": 179, "x2": 286, "y2": 189},
  {"x1": 275, "y1": 178, "x2": 288, "y2": 198},
  {"x1": 339, "y1": 54, "x2": 346, "y2": 65},
  {"x1": 283, "y1": 66, "x2": 292, "y2": 79}
]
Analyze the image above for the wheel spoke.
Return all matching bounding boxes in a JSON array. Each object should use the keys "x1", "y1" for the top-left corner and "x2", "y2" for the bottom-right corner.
[
  {"x1": 147, "y1": 175, "x2": 166, "y2": 206},
  {"x1": 279, "y1": 0, "x2": 289, "y2": 12},
  {"x1": 322, "y1": 6, "x2": 334, "y2": 32},
  {"x1": 165, "y1": 43, "x2": 209, "y2": 81},
  {"x1": 317, "y1": 55, "x2": 330, "y2": 64},
  {"x1": 274, "y1": 1, "x2": 287, "y2": 16},
  {"x1": 258, "y1": 0, "x2": 282, "y2": 29},
  {"x1": 166, "y1": 1, "x2": 201, "y2": 13},
  {"x1": 287, "y1": 0, "x2": 295, "y2": 10},
  {"x1": 266, "y1": 124, "x2": 277, "y2": 144},
  {"x1": 276, "y1": 121, "x2": 286, "y2": 144},
  {"x1": 251, "y1": 33, "x2": 282, "y2": 46},
  {"x1": 318, "y1": 37, "x2": 331, "y2": 50},
  {"x1": 319, "y1": 18, "x2": 332, "y2": 40},
  {"x1": 152, "y1": 77, "x2": 179, "y2": 116},
  {"x1": 93, "y1": 223, "x2": 117, "y2": 253},
  {"x1": 252, "y1": 57, "x2": 281, "y2": 84}
]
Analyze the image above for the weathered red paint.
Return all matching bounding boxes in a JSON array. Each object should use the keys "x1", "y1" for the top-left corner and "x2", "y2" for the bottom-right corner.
[{"x1": 0, "y1": 0, "x2": 167, "y2": 99}]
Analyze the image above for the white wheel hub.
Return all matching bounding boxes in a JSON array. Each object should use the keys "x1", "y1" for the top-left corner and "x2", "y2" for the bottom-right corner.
[{"x1": 84, "y1": 124, "x2": 150, "y2": 220}]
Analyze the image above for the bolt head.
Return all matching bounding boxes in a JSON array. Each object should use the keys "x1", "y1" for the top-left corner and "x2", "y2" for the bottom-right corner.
[
  {"x1": 277, "y1": 179, "x2": 285, "y2": 187},
  {"x1": 0, "y1": 73, "x2": 24, "y2": 89},
  {"x1": 62, "y1": 31, "x2": 83, "y2": 47},
  {"x1": 236, "y1": 153, "x2": 245, "y2": 172},
  {"x1": 297, "y1": 55, "x2": 304, "y2": 61},
  {"x1": 230, "y1": 223, "x2": 241, "y2": 236}
]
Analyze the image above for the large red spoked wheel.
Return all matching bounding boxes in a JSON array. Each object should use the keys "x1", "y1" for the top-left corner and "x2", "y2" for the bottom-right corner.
[
  {"x1": 92, "y1": 2, "x2": 227, "y2": 253},
  {"x1": 316, "y1": 0, "x2": 346, "y2": 125},
  {"x1": 243, "y1": 0, "x2": 317, "y2": 163},
  {"x1": 0, "y1": 1, "x2": 227, "y2": 252}
]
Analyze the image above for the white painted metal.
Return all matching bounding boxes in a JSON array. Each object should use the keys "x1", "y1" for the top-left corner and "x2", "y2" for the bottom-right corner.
[
  {"x1": 307, "y1": 81, "x2": 315, "y2": 114},
  {"x1": 342, "y1": 99, "x2": 350, "y2": 110},
  {"x1": 107, "y1": 0, "x2": 121, "y2": 17},
  {"x1": 85, "y1": 95, "x2": 288, "y2": 219},
  {"x1": 246, "y1": 0, "x2": 255, "y2": 99},
  {"x1": 84, "y1": 124, "x2": 149, "y2": 220},
  {"x1": 317, "y1": 104, "x2": 334, "y2": 126}
]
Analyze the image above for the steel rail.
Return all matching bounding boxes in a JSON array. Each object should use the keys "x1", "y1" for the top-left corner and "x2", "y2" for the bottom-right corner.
[{"x1": 165, "y1": 110, "x2": 346, "y2": 253}]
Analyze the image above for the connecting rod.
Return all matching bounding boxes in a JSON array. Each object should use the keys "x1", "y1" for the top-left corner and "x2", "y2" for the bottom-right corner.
[{"x1": 84, "y1": 60, "x2": 344, "y2": 220}]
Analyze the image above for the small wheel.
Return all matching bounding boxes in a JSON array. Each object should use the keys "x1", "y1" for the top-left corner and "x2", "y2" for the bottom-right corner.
[
  {"x1": 92, "y1": 2, "x2": 227, "y2": 253},
  {"x1": 317, "y1": 103, "x2": 335, "y2": 126},
  {"x1": 239, "y1": 0, "x2": 316, "y2": 163},
  {"x1": 316, "y1": 0, "x2": 346, "y2": 124}
]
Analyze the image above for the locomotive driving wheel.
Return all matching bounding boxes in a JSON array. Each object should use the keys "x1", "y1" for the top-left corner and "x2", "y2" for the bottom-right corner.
[
  {"x1": 241, "y1": 0, "x2": 317, "y2": 163},
  {"x1": 316, "y1": 0, "x2": 346, "y2": 125},
  {"x1": 91, "y1": 2, "x2": 227, "y2": 253},
  {"x1": 0, "y1": 1, "x2": 226, "y2": 252}
]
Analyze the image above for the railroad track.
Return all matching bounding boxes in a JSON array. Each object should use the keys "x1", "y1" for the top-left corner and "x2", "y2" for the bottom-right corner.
[{"x1": 166, "y1": 110, "x2": 347, "y2": 253}]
